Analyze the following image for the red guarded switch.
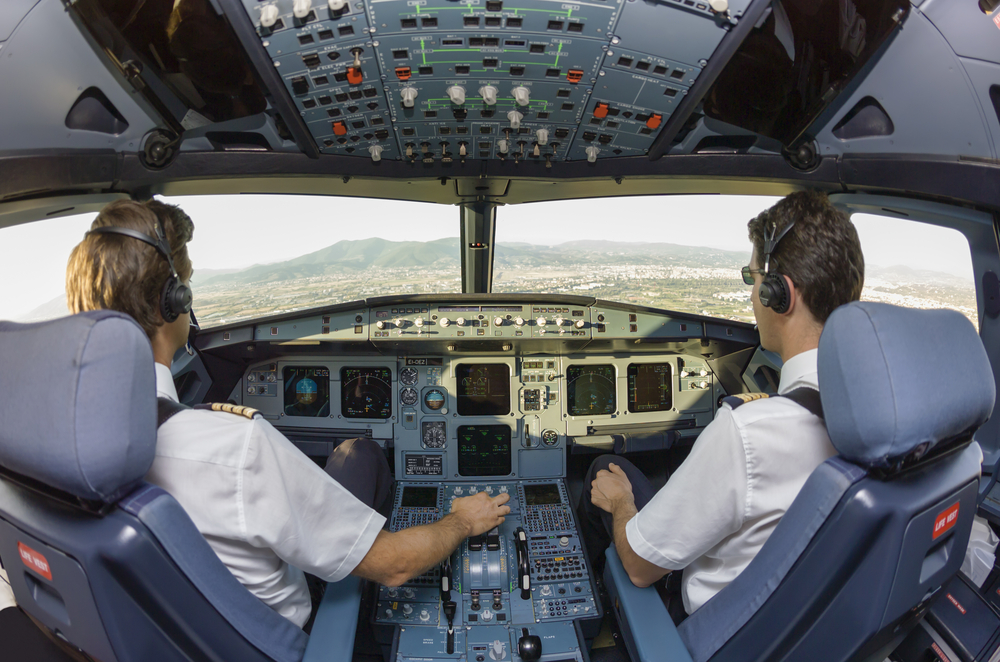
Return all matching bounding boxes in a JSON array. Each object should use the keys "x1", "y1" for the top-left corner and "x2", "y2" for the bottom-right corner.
[
  {"x1": 646, "y1": 113, "x2": 662, "y2": 130},
  {"x1": 332, "y1": 121, "x2": 347, "y2": 136},
  {"x1": 593, "y1": 102, "x2": 609, "y2": 119},
  {"x1": 347, "y1": 67, "x2": 363, "y2": 85}
]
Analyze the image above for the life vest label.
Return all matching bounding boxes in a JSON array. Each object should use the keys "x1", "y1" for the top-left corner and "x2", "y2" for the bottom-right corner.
[
  {"x1": 18, "y1": 542, "x2": 52, "y2": 581},
  {"x1": 933, "y1": 502, "x2": 960, "y2": 540}
]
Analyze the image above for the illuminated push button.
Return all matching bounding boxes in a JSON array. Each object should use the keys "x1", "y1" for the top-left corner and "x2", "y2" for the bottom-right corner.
[
  {"x1": 493, "y1": 317, "x2": 504, "y2": 327},
  {"x1": 514, "y1": 317, "x2": 525, "y2": 327},
  {"x1": 439, "y1": 317, "x2": 451, "y2": 327},
  {"x1": 479, "y1": 85, "x2": 498, "y2": 105},
  {"x1": 447, "y1": 85, "x2": 466, "y2": 105},
  {"x1": 400, "y1": 87, "x2": 418, "y2": 108},
  {"x1": 456, "y1": 317, "x2": 467, "y2": 326},
  {"x1": 259, "y1": 4, "x2": 279, "y2": 27},
  {"x1": 511, "y1": 86, "x2": 530, "y2": 107},
  {"x1": 507, "y1": 110, "x2": 523, "y2": 130},
  {"x1": 293, "y1": 0, "x2": 311, "y2": 18}
]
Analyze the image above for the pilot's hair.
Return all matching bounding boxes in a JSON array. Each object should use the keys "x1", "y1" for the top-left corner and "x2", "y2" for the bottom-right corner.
[
  {"x1": 748, "y1": 190, "x2": 864, "y2": 324},
  {"x1": 66, "y1": 199, "x2": 194, "y2": 340}
]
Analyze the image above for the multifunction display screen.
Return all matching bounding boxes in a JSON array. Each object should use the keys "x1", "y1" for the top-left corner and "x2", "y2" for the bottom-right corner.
[
  {"x1": 282, "y1": 367, "x2": 330, "y2": 417},
  {"x1": 523, "y1": 483, "x2": 562, "y2": 506},
  {"x1": 456, "y1": 364, "x2": 511, "y2": 416},
  {"x1": 457, "y1": 425, "x2": 512, "y2": 476},
  {"x1": 567, "y1": 365, "x2": 616, "y2": 416},
  {"x1": 627, "y1": 363, "x2": 673, "y2": 413},
  {"x1": 400, "y1": 486, "x2": 439, "y2": 508},
  {"x1": 340, "y1": 366, "x2": 392, "y2": 419}
]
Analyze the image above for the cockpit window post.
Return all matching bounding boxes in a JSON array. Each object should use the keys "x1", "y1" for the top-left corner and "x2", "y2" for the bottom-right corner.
[{"x1": 461, "y1": 201, "x2": 497, "y2": 293}]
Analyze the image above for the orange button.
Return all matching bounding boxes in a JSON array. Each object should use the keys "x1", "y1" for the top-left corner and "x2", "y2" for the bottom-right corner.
[
  {"x1": 347, "y1": 67, "x2": 363, "y2": 85},
  {"x1": 594, "y1": 103, "x2": 609, "y2": 119},
  {"x1": 332, "y1": 121, "x2": 347, "y2": 136},
  {"x1": 646, "y1": 113, "x2": 662, "y2": 130}
]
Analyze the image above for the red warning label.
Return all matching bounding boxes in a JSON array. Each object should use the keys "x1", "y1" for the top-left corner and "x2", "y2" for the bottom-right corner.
[
  {"x1": 18, "y1": 542, "x2": 52, "y2": 581},
  {"x1": 946, "y1": 593, "x2": 967, "y2": 615},
  {"x1": 933, "y1": 503, "x2": 960, "y2": 540},
  {"x1": 994, "y1": 13, "x2": 1000, "y2": 30}
]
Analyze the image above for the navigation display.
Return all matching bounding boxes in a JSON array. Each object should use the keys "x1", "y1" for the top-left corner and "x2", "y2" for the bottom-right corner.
[
  {"x1": 627, "y1": 363, "x2": 673, "y2": 413},
  {"x1": 282, "y1": 367, "x2": 330, "y2": 417},
  {"x1": 400, "y1": 486, "x2": 439, "y2": 508},
  {"x1": 524, "y1": 483, "x2": 561, "y2": 506},
  {"x1": 341, "y1": 366, "x2": 392, "y2": 419},
  {"x1": 567, "y1": 365, "x2": 616, "y2": 416},
  {"x1": 457, "y1": 425, "x2": 512, "y2": 476},
  {"x1": 456, "y1": 364, "x2": 511, "y2": 416}
]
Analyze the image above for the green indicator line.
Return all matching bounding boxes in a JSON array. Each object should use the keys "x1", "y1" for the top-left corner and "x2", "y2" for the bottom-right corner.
[
  {"x1": 420, "y1": 39, "x2": 427, "y2": 65},
  {"x1": 567, "y1": 7, "x2": 572, "y2": 18},
  {"x1": 415, "y1": 4, "x2": 420, "y2": 12},
  {"x1": 554, "y1": 42, "x2": 563, "y2": 68}
]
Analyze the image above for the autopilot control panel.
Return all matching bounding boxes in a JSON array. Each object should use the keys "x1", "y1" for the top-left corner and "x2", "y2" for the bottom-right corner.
[{"x1": 374, "y1": 479, "x2": 598, "y2": 662}]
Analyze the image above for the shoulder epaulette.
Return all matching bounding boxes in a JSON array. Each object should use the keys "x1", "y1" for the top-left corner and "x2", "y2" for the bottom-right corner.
[
  {"x1": 193, "y1": 402, "x2": 261, "y2": 420},
  {"x1": 722, "y1": 393, "x2": 770, "y2": 410}
]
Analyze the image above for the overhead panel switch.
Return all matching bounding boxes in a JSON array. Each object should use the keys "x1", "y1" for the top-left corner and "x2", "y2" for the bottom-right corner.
[
  {"x1": 260, "y1": 4, "x2": 279, "y2": 27},
  {"x1": 507, "y1": 110, "x2": 523, "y2": 130},
  {"x1": 535, "y1": 129, "x2": 549, "y2": 145},
  {"x1": 646, "y1": 113, "x2": 663, "y2": 130},
  {"x1": 400, "y1": 87, "x2": 419, "y2": 108},
  {"x1": 479, "y1": 85, "x2": 499, "y2": 106},
  {"x1": 293, "y1": 0, "x2": 312, "y2": 18},
  {"x1": 586, "y1": 146, "x2": 599, "y2": 162},
  {"x1": 511, "y1": 86, "x2": 531, "y2": 107},
  {"x1": 593, "y1": 103, "x2": 609, "y2": 119},
  {"x1": 447, "y1": 86, "x2": 467, "y2": 105},
  {"x1": 369, "y1": 145, "x2": 383, "y2": 162},
  {"x1": 328, "y1": 0, "x2": 348, "y2": 10}
]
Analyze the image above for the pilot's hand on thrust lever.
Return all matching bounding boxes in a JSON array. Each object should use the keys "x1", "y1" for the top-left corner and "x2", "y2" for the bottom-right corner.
[
  {"x1": 451, "y1": 491, "x2": 511, "y2": 537},
  {"x1": 591, "y1": 462, "x2": 635, "y2": 514}
]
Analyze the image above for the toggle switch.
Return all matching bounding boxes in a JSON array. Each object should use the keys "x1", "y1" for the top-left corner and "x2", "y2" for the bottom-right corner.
[
  {"x1": 368, "y1": 145, "x2": 382, "y2": 162},
  {"x1": 586, "y1": 145, "x2": 600, "y2": 163}
]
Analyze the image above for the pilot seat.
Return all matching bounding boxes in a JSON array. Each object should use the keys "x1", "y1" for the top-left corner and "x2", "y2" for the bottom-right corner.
[
  {"x1": 604, "y1": 301, "x2": 994, "y2": 662},
  {"x1": 0, "y1": 310, "x2": 360, "y2": 662}
]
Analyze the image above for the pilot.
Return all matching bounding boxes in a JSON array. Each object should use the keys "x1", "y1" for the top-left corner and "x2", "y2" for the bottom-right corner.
[
  {"x1": 64, "y1": 199, "x2": 511, "y2": 630},
  {"x1": 580, "y1": 190, "x2": 865, "y2": 623}
]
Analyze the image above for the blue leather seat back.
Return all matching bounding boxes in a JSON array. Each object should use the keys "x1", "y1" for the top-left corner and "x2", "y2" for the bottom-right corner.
[{"x1": 0, "y1": 312, "x2": 307, "y2": 662}]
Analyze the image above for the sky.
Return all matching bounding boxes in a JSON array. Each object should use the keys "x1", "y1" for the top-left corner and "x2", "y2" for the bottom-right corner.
[{"x1": 0, "y1": 193, "x2": 976, "y2": 320}]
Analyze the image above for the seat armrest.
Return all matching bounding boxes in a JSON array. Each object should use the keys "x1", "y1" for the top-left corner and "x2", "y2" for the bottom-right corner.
[
  {"x1": 302, "y1": 576, "x2": 364, "y2": 662},
  {"x1": 603, "y1": 545, "x2": 693, "y2": 662}
]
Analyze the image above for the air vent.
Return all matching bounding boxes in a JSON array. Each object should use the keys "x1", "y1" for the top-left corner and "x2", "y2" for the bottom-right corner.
[
  {"x1": 832, "y1": 96, "x2": 894, "y2": 140},
  {"x1": 65, "y1": 87, "x2": 129, "y2": 135}
]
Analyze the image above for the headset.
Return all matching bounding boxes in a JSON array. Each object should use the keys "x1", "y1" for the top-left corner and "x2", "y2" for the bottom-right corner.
[
  {"x1": 756, "y1": 218, "x2": 796, "y2": 314},
  {"x1": 86, "y1": 222, "x2": 193, "y2": 323}
]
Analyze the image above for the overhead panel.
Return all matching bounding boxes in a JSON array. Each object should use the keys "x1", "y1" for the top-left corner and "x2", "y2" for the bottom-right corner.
[{"x1": 238, "y1": 0, "x2": 743, "y2": 163}]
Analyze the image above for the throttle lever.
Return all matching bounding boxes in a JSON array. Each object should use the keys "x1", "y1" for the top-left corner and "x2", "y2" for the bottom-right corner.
[{"x1": 514, "y1": 526, "x2": 531, "y2": 600}]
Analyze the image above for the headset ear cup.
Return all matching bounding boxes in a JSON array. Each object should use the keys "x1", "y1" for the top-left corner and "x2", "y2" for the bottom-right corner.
[
  {"x1": 161, "y1": 276, "x2": 179, "y2": 323},
  {"x1": 760, "y1": 273, "x2": 791, "y2": 314}
]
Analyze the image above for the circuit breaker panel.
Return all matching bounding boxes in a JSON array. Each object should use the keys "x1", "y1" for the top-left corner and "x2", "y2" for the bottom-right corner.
[{"x1": 239, "y1": 0, "x2": 751, "y2": 162}]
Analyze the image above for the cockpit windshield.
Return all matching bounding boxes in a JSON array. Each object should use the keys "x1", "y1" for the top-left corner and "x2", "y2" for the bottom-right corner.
[{"x1": 0, "y1": 194, "x2": 978, "y2": 329}]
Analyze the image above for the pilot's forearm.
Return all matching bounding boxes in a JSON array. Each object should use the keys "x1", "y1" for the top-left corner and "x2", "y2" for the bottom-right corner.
[
  {"x1": 611, "y1": 498, "x2": 669, "y2": 588},
  {"x1": 353, "y1": 513, "x2": 470, "y2": 587}
]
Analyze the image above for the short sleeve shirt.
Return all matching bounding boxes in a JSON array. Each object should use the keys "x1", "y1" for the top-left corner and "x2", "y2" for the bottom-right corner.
[
  {"x1": 625, "y1": 349, "x2": 835, "y2": 614},
  {"x1": 146, "y1": 364, "x2": 386, "y2": 628}
]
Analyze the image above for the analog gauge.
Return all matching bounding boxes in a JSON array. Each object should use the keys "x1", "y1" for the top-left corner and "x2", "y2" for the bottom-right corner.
[
  {"x1": 541, "y1": 429, "x2": 559, "y2": 446},
  {"x1": 424, "y1": 389, "x2": 446, "y2": 411},
  {"x1": 399, "y1": 366, "x2": 419, "y2": 386},
  {"x1": 422, "y1": 421, "x2": 447, "y2": 448},
  {"x1": 400, "y1": 387, "x2": 419, "y2": 406}
]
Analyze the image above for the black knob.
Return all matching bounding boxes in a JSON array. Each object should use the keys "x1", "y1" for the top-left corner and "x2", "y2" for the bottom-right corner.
[{"x1": 518, "y1": 628, "x2": 542, "y2": 662}]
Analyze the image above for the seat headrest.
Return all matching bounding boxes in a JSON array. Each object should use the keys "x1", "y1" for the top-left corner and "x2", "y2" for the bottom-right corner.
[
  {"x1": 819, "y1": 302, "x2": 995, "y2": 469},
  {"x1": 0, "y1": 311, "x2": 156, "y2": 503}
]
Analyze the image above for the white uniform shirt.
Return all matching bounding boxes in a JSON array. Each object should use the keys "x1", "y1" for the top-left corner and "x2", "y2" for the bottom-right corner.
[
  {"x1": 148, "y1": 363, "x2": 386, "y2": 628},
  {"x1": 625, "y1": 349, "x2": 835, "y2": 614}
]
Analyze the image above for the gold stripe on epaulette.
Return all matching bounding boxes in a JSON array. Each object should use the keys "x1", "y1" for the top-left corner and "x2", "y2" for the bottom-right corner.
[
  {"x1": 204, "y1": 402, "x2": 260, "y2": 419},
  {"x1": 732, "y1": 393, "x2": 770, "y2": 404}
]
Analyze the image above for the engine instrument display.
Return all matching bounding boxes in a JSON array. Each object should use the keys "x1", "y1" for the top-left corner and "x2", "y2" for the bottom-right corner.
[
  {"x1": 524, "y1": 483, "x2": 562, "y2": 506},
  {"x1": 422, "y1": 420, "x2": 447, "y2": 448},
  {"x1": 456, "y1": 364, "x2": 511, "y2": 416},
  {"x1": 341, "y1": 367, "x2": 393, "y2": 419},
  {"x1": 457, "y1": 425, "x2": 512, "y2": 476},
  {"x1": 627, "y1": 363, "x2": 673, "y2": 413},
  {"x1": 282, "y1": 367, "x2": 330, "y2": 417},
  {"x1": 567, "y1": 365, "x2": 617, "y2": 416},
  {"x1": 400, "y1": 485, "x2": 439, "y2": 508}
]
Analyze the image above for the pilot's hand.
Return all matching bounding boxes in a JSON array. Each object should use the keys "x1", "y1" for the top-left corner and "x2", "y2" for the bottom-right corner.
[
  {"x1": 451, "y1": 491, "x2": 511, "y2": 537},
  {"x1": 591, "y1": 463, "x2": 635, "y2": 513}
]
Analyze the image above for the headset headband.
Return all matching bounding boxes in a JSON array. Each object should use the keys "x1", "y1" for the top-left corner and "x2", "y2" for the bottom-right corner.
[
  {"x1": 87, "y1": 224, "x2": 178, "y2": 277},
  {"x1": 763, "y1": 219, "x2": 795, "y2": 275}
]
